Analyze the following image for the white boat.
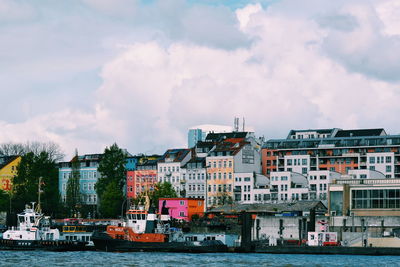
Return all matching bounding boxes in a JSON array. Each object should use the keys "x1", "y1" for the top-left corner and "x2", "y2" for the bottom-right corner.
[{"x1": 0, "y1": 203, "x2": 87, "y2": 251}]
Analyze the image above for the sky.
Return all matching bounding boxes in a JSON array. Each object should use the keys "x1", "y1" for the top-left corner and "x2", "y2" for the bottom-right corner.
[{"x1": 1, "y1": 0, "x2": 400, "y2": 159}]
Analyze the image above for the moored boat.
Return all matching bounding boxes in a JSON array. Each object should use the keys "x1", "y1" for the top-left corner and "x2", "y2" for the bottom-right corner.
[
  {"x1": 0, "y1": 203, "x2": 87, "y2": 251},
  {"x1": 92, "y1": 202, "x2": 228, "y2": 253}
]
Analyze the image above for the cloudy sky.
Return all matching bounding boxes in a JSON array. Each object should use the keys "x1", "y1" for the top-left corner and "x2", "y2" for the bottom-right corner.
[{"x1": 1, "y1": 0, "x2": 400, "y2": 159}]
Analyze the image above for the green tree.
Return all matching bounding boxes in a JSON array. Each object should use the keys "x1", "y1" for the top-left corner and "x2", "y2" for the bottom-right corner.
[
  {"x1": 135, "y1": 182, "x2": 177, "y2": 210},
  {"x1": 99, "y1": 181, "x2": 123, "y2": 218},
  {"x1": 65, "y1": 150, "x2": 81, "y2": 217},
  {"x1": 0, "y1": 190, "x2": 10, "y2": 212},
  {"x1": 96, "y1": 143, "x2": 127, "y2": 217},
  {"x1": 12, "y1": 152, "x2": 61, "y2": 216}
]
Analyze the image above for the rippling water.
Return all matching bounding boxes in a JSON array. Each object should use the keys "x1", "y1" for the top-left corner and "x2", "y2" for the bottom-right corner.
[{"x1": 1, "y1": 251, "x2": 399, "y2": 267}]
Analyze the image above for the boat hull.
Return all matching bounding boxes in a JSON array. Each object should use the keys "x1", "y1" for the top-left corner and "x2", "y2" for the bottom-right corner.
[
  {"x1": 92, "y1": 231, "x2": 228, "y2": 253},
  {"x1": 0, "y1": 239, "x2": 88, "y2": 251}
]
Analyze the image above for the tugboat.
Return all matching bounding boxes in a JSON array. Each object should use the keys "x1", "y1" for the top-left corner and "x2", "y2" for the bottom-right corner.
[
  {"x1": 92, "y1": 200, "x2": 228, "y2": 252},
  {"x1": 0, "y1": 203, "x2": 87, "y2": 251}
]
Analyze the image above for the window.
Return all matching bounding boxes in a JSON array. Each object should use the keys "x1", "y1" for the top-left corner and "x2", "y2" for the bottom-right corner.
[
  {"x1": 287, "y1": 159, "x2": 292, "y2": 166},
  {"x1": 302, "y1": 159, "x2": 307, "y2": 165},
  {"x1": 302, "y1": 168, "x2": 307, "y2": 174},
  {"x1": 386, "y1": 156, "x2": 392, "y2": 163},
  {"x1": 179, "y1": 211, "x2": 185, "y2": 217},
  {"x1": 320, "y1": 175, "x2": 327, "y2": 180},
  {"x1": 370, "y1": 166, "x2": 375, "y2": 171},
  {"x1": 360, "y1": 174, "x2": 367, "y2": 179},
  {"x1": 281, "y1": 176, "x2": 288, "y2": 181},
  {"x1": 180, "y1": 200, "x2": 185, "y2": 206},
  {"x1": 386, "y1": 165, "x2": 392, "y2": 172},
  {"x1": 369, "y1": 157, "x2": 375, "y2": 164}
]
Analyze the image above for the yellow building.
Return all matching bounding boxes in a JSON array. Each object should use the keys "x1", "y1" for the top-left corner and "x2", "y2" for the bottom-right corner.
[{"x1": 0, "y1": 156, "x2": 21, "y2": 192}]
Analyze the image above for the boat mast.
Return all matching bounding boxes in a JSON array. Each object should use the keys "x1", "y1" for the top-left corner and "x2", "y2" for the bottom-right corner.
[{"x1": 37, "y1": 176, "x2": 43, "y2": 213}]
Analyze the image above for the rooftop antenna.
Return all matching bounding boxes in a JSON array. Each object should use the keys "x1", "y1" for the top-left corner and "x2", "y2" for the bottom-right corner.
[
  {"x1": 242, "y1": 117, "x2": 245, "y2": 132},
  {"x1": 234, "y1": 117, "x2": 239, "y2": 132}
]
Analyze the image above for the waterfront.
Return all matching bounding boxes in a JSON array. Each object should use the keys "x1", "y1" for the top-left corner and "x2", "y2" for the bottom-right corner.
[{"x1": 1, "y1": 251, "x2": 399, "y2": 267}]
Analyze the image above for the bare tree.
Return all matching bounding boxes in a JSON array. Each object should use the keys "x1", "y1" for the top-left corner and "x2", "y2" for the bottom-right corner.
[{"x1": 0, "y1": 141, "x2": 65, "y2": 161}]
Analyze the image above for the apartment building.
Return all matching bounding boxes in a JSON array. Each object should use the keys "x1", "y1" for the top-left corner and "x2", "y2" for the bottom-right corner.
[
  {"x1": 262, "y1": 128, "x2": 399, "y2": 178},
  {"x1": 205, "y1": 132, "x2": 262, "y2": 207},
  {"x1": 59, "y1": 153, "x2": 102, "y2": 206},
  {"x1": 126, "y1": 155, "x2": 160, "y2": 199},
  {"x1": 181, "y1": 157, "x2": 207, "y2": 199},
  {"x1": 157, "y1": 149, "x2": 191, "y2": 196}
]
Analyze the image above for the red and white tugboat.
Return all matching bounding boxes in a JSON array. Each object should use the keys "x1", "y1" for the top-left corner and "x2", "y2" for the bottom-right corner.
[{"x1": 92, "y1": 201, "x2": 228, "y2": 253}]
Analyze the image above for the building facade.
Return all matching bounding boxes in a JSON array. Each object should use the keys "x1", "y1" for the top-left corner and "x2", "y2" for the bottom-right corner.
[
  {"x1": 157, "y1": 149, "x2": 192, "y2": 196},
  {"x1": 159, "y1": 198, "x2": 204, "y2": 221},
  {"x1": 59, "y1": 154, "x2": 102, "y2": 207},
  {"x1": 205, "y1": 132, "x2": 262, "y2": 207},
  {"x1": 126, "y1": 156, "x2": 160, "y2": 199},
  {"x1": 181, "y1": 157, "x2": 207, "y2": 199},
  {"x1": 0, "y1": 156, "x2": 21, "y2": 192},
  {"x1": 262, "y1": 128, "x2": 399, "y2": 177}
]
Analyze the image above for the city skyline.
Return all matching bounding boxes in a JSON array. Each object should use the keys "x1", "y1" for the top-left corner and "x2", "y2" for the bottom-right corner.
[{"x1": 1, "y1": 0, "x2": 400, "y2": 159}]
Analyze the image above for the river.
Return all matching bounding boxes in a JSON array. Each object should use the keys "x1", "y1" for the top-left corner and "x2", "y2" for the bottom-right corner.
[{"x1": 0, "y1": 251, "x2": 399, "y2": 267}]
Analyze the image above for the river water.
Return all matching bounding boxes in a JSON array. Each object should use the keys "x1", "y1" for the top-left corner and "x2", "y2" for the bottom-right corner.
[{"x1": 1, "y1": 251, "x2": 399, "y2": 267}]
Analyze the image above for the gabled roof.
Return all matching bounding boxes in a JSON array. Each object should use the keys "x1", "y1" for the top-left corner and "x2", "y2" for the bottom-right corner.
[
  {"x1": 0, "y1": 156, "x2": 19, "y2": 169},
  {"x1": 211, "y1": 140, "x2": 248, "y2": 156},
  {"x1": 182, "y1": 157, "x2": 206, "y2": 168},
  {"x1": 158, "y1": 149, "x2": 191, "y2": 163}
]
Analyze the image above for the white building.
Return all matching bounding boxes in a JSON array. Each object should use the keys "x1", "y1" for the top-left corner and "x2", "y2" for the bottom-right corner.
[
  {"x1": 366, "y1": 152, "x2": 395, "y2": 178},
  {"x1": 181, "y1": 158, "x2": 207, "y2": 199},
  {"x1": 234, "y1": 173, "x2": 270, "y2": 204},
  {"x1": 307, "y1": 170, "x2": 341, "y2": 200},
  {"x1": 270, "y1": 171, "x2": 309, "y2": 202},
  {"x1": 157, "y1": 149, "x2": 192, "y2": 196}
]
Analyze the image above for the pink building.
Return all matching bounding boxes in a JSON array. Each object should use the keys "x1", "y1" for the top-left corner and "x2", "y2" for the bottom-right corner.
[{"x1": 158, "y1": 198, "x2": 204, "y2": 222}]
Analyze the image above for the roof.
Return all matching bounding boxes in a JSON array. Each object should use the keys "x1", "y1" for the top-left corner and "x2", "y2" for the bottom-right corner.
[
  {"x1": 334, "y1": 128, "x2": 386, "y2": 138},
  {"x1": 0, "y1": 156, "x2": 19, "y2": 169},
  {"x1": 264, "y1": 129, "x2": 400, "y2": 150},
  {"x1": 288, "y1": 128, "x2": 335, "y2": 135},
  {"x1": 210, "y1": 140, "x2": 248, "y2": 156},
  {"x1": 208, "y1": 201, "x2": 327, "y2": 214},
  {"x1": 205, "y1": 132, "x2": 248, "y2": 142},
  {"x1": 182, "y1": 157, "x2": 206, "y2": 168},
  {"x1": 158, "y1": 149, "x2": 191, "y2": 163}
]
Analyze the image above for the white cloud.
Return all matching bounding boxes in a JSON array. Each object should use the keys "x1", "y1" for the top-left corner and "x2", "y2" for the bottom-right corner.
[
  {"x1": 2, "y1": 0, "x2": 400, "y2": 159},
  {"x1": 0, "y1": 0, "x2": 35, "y2": 22},
  {"x1": 81, "y1": 0, "x2": 138, "y2": 17}
]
